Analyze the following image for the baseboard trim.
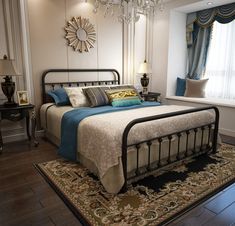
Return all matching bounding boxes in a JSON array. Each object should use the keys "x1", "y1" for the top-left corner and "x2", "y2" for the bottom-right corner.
[
  {"x1": 3, "y1": 130, "x2": 45, "y2": 144},
  {"x1": 36, "y1": 130, "x2": 45, "y2": 137},
  {"x1": 3, "y1": 133, "x2": 27, "y2": 143},
  {"x1": 219, "y1": 128, "x2": 235, "y2": 138}
]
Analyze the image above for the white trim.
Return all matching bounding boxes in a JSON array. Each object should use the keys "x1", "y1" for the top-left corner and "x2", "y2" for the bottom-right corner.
[
  {"x1": 2, "y1": 130, "x2": 43, "y2": 143},
  {"x1": 36, "y1": 130, "x2": 45, "y2": 137},
  {"x1": 146, "y1": 13, "x2": 154, "y2": 91},
  {"x1": 166, "y1": 96, "x2": 235, "y2": 109},
  {"x1": 122, "y1": 9, "x2": 135, "y2": 85},
  {"x1": 19, "y1": 0, "x2": 34, "y2": 103},
  {"x1": 219, "y1": 128, "x2": 235, "y2": 138},
  {"x1": 3, "y1": 133, "x2": 27, "y2": 143}
]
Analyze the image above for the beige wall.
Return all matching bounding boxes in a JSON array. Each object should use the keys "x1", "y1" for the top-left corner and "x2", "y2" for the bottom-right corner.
[
  {"x1": 27, "y1": 0, "x2": 123, "y2": 110},
  {"x1": 151, "y1": 0, "x2": 205, "y2": 96}
]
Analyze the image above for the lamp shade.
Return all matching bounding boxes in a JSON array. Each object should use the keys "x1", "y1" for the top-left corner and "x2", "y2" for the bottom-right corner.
[
  {"x1": 0, "y1": 57, "x2": 18, "y2": 76},
  {"x1": 138, "y1": 60, "x2": 152, "y2": 74}
]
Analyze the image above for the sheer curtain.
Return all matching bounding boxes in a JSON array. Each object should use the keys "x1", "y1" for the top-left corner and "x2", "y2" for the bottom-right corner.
[{"x1": 205, "y1": 20, "x2": 235, "y2": 99}]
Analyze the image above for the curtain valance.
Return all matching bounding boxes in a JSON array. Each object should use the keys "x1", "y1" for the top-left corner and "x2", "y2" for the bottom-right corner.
[
  {"x1": 193, "y1": 3, "x2": 235, "y2": 27},
  {"x1": 186, "y1": 3, "x2": 235, "y2": 79},
  {"x1": 197, "y1": 3, "x2": 235, "y2": 27}
]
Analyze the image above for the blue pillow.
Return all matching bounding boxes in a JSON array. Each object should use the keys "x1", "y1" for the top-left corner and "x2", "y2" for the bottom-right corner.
[
  {"x1": 47, "y1": 88, "x2": 70, "y2": 106},
  {"x1": 175, "y1": 77, "x2": 186, "y2": 96},
  {"x1": 112, "y1": 98, "x2": 141, "y2": 107}
]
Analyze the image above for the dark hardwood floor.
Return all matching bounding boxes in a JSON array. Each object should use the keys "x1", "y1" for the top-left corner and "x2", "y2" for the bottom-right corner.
[{"x1": 0, "y1": 135, "x2": 235, "y2": 226}]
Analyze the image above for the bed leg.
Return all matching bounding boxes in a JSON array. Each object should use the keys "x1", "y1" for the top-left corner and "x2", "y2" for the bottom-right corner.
[
  {"x1": 212, "y1": 107, "x2": 220, "y2": 153},
  {"x1": 121, "y1": 141, "x2": 128, "y2": 193},
  {"x1": 120, "y1": 184, "x2": 128, "y2": 193}
]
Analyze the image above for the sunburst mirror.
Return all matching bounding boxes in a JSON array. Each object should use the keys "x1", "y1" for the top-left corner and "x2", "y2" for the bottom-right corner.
[{"x1": 65, "y1": 16, "x2": 96, "y2": 53}]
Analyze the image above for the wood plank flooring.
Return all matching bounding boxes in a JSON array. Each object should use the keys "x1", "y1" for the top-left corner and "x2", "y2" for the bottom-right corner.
[{"x1": 0, "y1": 135, "x2": 235, "y2": 226}]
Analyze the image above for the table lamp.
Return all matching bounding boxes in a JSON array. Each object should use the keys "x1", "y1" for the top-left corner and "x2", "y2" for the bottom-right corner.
[
  {"x1": 0, "y1": 55, "x2": 20, "y2": 106},
  {"x1": 138, "y1": 60, "x2": 152, "y2": 94}
]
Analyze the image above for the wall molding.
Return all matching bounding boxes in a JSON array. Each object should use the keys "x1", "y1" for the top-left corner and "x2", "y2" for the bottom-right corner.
[
  {"x1": 3, "y1": 133, "x2": 26, "y2": 144},
  {"x1": 219, "y1": 128, "x2": 235, "y2": 138},
  {"x1": 2, "y1": 129, "x2": 44, "y2": 144},
  {"x1": 123, "y1": 21, "x2": 135, "y2": 85}
]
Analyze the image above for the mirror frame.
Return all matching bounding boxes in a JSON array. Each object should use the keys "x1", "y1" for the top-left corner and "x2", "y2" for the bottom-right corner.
[{"x1": 65, "y1": 16, "x2": 96, "y2": 53}]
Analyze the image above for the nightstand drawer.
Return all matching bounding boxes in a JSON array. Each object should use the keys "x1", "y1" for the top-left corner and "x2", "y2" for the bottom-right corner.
[
  {"x1": 1, "y1": 109, "x2": 25, "y2": 121},
  {"x1": 140, "y1": 92, "x2": 161, "y2": 102}
]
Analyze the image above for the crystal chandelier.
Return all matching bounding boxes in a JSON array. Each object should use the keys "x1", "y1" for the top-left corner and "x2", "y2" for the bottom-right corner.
[{"x1": 93, "y1": 0, "x2": 164, "y2": 24}]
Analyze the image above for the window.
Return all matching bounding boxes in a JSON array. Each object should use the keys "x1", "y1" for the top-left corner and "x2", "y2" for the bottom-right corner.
[{"x1": 205, "y1": 20, "x2": 235, "y2": 99}]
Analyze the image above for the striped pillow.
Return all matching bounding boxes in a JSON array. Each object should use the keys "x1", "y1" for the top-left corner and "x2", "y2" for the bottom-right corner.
[
  {"x1": 105, "y1": 88, "x2": 141, "y2": 107},
  {"x1": 83, "y1": 86, "x2": 110, "y2": 107}
]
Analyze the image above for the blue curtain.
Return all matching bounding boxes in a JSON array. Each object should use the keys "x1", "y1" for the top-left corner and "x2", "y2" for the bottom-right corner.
[
  {"x1": 187, "y1": 3, "x2": 235, "y2": 79},
  {"x1": 187, "y1": 25, "x2": 212, "y2": 79}
]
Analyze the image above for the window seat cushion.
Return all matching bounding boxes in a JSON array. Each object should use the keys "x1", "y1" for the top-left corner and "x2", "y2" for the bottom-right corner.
[{"x1": 166, "y1": 96, "x2": 235, "y2": 108}]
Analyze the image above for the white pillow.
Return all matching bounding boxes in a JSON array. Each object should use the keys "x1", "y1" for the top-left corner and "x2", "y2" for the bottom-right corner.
[{"x1": 64, "y1": 87, "x2": 90, "y2": 108}]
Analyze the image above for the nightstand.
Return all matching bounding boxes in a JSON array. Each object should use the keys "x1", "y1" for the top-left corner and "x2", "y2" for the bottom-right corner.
[
  {"x1": 0, "y1": 104, "x2": 39, "y2": 153},
  {"x1": 140, "y1": 92, "x2": 161, "y2": 102}
]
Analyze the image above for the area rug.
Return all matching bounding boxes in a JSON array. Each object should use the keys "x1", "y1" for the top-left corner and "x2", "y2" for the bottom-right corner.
[{"x1": 35, "y1": 144, "x2": 235, "y2": 226}]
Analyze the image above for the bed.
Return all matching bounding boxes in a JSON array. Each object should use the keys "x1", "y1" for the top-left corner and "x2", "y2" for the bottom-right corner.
[{"x1": 40, "y1": 69, "x2": 219, "y2": 193}]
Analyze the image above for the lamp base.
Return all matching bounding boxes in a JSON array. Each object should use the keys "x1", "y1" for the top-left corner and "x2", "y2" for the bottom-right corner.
[
  {"x1": 1, "y1": 77, "x2": 16, "y2": 107},
  {"x1": 142, "y1": 87, "x2": 148, "y2": 94},
  {"x1": 140, "y1": 73, "x2": 149, "y2": 95},
  {"x1": 3, "y1": 101, "x2": 17, "y2": 107}
]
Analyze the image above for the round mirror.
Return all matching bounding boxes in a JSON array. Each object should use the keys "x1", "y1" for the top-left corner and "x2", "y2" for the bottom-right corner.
[{"x1": 77, "y1": 28, "x2": 88, "y2": 41}]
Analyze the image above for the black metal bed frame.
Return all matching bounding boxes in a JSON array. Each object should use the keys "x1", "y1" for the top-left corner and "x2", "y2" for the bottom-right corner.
[
  {"x1": 42, "y1": 69, "x2": 120, "y2": 103},
  {"x1": 42, "y1": 69, "x2": 220, "y2": 193}
]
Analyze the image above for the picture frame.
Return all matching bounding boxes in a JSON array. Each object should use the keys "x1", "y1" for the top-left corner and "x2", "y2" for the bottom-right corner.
[{"x1": 17, "y1": 91, "x2": 29, "y2": 106}]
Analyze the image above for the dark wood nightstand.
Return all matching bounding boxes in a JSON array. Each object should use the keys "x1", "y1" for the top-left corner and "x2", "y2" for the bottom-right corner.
[
  {"x1": 140, "y1": 92, "x2": 161, "y2": 102},
  {"x1": 0, "y1": 104, "x2": 39, "y2": 153}
]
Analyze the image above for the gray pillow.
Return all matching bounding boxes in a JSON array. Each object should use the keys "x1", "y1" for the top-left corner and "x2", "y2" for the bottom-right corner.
[
  {"x1": 184, "y1": 78, "x2": 209, "y2": 98},
  {"x1": 83, "y1": 86, "x2": 110, "y2": 107}
]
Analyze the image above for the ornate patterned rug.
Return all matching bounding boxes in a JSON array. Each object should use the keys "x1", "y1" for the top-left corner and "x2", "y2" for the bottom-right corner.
[{"x1": 36, "y1": 144, "x2": 235, "y2": 226}]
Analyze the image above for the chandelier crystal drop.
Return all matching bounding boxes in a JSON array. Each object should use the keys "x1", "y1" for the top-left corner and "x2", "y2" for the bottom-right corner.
[{"x1": 93, "y1": 0, "x2": 164, "y2": 24}]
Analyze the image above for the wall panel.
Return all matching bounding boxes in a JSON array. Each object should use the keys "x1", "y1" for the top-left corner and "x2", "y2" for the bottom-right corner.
[{"x1": 27, "y1": 0, "x2": 123, "y2": 108}]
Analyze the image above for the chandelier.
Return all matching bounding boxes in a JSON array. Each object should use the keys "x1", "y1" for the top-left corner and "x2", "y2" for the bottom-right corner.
[{"x1": 93, "y1": 0, "x2": 164, "y2": 24}]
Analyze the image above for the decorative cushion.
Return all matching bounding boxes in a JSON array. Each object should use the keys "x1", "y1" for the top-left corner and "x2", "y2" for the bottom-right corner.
[
  {"x1": 175, "y1": 77, "x2": 186, "y2": 96},
  {"x1": 105, "y1": 88, "x2": 141, "y2": 107},
  {"x1": 110, "y1": 85, "x2": 143, "y2": 101},
  {"x1": 110, "y1": 85, "x2": 133, "y2": 89},
  {"x1": 184, "y1": 78, "x2": 209, "y2": 98},
  {"x1": 47, "y1": 88, "x2": 70, "y2": 106},
  {"x1": 83, "y1": 86, "x2": 110, "y2": 107},
  {"x1": 64, "y1": 87, "x2": 90, "y2": 108}
]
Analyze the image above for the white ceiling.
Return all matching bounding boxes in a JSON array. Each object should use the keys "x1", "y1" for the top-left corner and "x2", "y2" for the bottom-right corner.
[{"x1": 175, "y1": 0, "x2": 235, "y2": 13}]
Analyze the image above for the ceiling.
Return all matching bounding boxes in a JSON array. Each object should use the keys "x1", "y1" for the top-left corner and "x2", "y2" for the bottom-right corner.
[{"x1": 175, "y1": 0, "x2": 235, "y2": 13}]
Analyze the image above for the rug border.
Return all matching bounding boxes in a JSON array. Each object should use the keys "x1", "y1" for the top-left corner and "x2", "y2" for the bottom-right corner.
[
  {"x1": 160, "y1": 177, "x2": 235, "y2": 226},
  {"x1": 34, "y1": 157, "x2": 235, "y2": 226},
  {"x1": 34, "y1": 163, "x2": 91, "y2": 226}
]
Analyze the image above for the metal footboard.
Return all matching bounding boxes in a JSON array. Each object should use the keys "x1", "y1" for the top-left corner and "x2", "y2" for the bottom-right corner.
[{"x1": 121, "y1": 106, "x2": 219, "y2": 192}]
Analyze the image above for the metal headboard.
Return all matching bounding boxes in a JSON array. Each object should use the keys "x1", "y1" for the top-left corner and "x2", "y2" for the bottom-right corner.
[{"x1": 42, "y1": 68, "x2": 120, "y2": 103}]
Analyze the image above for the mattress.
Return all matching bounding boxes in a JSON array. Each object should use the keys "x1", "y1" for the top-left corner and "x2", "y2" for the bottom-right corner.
[{"x1": 40, "y1": 103, "x2": 215, "y2": 193}]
